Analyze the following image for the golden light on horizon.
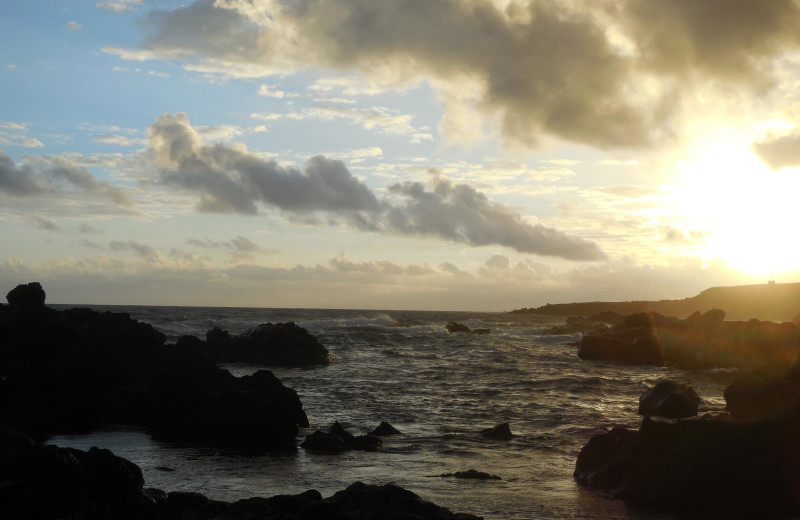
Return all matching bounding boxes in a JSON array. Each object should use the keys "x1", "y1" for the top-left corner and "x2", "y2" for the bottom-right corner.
[{"x1": 672, "y1": 129, "x2": 800, "y2": 279}]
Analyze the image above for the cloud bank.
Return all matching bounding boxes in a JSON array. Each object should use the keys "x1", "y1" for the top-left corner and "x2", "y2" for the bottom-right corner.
[
  {"x1": 106, "y1": 0, "x2": 800, "y2": 149},
  {"x1": 149, "y1": 113, "x2": 604, "y2": 261}
]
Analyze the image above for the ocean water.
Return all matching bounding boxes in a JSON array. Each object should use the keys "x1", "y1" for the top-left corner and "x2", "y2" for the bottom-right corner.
[{"x1": 51, "y1": 306, "x2": 737, "y2": 520}]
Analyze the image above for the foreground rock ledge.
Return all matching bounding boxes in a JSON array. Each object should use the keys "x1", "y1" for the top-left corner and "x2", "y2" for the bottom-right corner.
[
  {"x1": 0, "y1": 424, "x2": 483, "y2": 520},
  {"x1": 574, "y1": 362, "x2": 800, "y2": 517}
]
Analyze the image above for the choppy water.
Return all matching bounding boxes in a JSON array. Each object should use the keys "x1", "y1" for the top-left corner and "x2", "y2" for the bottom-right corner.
[{"x1": 51, "y1": 306, "x2": 738, "y2": 520}]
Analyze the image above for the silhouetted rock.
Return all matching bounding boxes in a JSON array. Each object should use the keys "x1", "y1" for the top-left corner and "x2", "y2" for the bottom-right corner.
[
  {"x1": 0, "y1": 282, "x2": 308, "y2": 453},
  {"x1": 575, "y1": 365, "x2": 800, "y2": 516},
  {"x1": 369, "y1": 421, "x2": 402, "y2": 436},
  {"x1": 638, "y1": 380, "x2": 700, "y2": 419},
  {"x1": 543, "y1": 312, "x2": 624, "y2": 334},
  {"x1": 228, "y1": 322, "x2": 330, "y2": 366},
  {"x1": 1, "y1": 429, "x2": 481, "y2": 520},
  {"x1": 6, "y1": 282, "x2": 47, "y2": 318},
  {"x1": 439, "y1": 469, "x2": 501, "y2": 480},
  {"x1": 480, "y1": 423, "x2": 513, "y2": 440}
]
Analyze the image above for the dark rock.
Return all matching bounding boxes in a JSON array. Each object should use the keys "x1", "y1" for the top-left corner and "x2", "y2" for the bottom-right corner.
[
  {"x1": 439, "y1": 469, "x2": 501, "y2": 480},
  {"x1": 6, "y1": 282, "x2": 46, "y2": 317},
  {"x1": 0, "y1": 282, "x2": 308, "y2": 453},
  {"x1": 302, "y1": 422, "x2": 383, "y2": 453},
  {"x1": 446, "y1": 322, "x2": 471, "y2": 333},
  {"x1": 638, "y1": 380, "x2": 700, "y2": 419},
  {"x1": 369, "y1": 421, "x2": 402, "y2": 436},
  {"x1": 471, "y1": 328, "x2": 491, "y2": 335},
  {"x1": 300, "y1": 430, "x2": 348, "y2": 453},
  {"x1": 480, "y1": 422, "x2": 513, "y2": 440},
  {"x1": 577, "y1": 310, "x2": 800, "y2": 370},
  {"x1": 574, "y1": 426, "x2": 639, "y2": 492},
  {"x1": 226, "y1": 322, "x2": 330, "y2": 367}
]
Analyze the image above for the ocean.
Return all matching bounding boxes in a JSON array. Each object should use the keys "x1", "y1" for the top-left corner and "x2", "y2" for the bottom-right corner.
[{"x1": 50, "y1": 305, "x2": 737, "y2": 520}]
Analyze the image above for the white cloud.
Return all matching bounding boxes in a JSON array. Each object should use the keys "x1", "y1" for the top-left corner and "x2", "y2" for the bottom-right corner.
[
  {"x1": 65, "y1": 21, "x2": 83, "y2": 31},
  {"x1": 96, "y1": 0, "x2": 142, "y2": 13}
]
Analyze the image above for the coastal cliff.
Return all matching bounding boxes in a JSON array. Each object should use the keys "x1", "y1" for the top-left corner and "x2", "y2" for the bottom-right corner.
[{"x1": 512, "y1": 282, "x2": 800, "y2": 322}]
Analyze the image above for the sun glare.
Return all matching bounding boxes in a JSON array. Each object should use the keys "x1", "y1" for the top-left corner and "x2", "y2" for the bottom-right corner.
[{"x1": 672, "y1": 129, "x2": 800, "y2": 278}]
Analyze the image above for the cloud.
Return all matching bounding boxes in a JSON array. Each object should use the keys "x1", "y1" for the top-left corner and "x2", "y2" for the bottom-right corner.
[
  {"x1": 93, "y1": 134, "x2": 147, "y2": 147},
  {"x1": 78, "y1": 222, "x2": 102, "y2": 235},
  {"x1": 106, "y1": 0, "x2": 800, "y2": 150},
  {"x1": 110, "y1": 240, "x2": 158, "y2": 258},
  {"x1": 619, "y1": 0, "x2": 800, "y2": 90},
  {"x1": 382, "y1": 171, "x2": 606, "y2": 260},
  {"x1": 96, "y1": 0, "x2": 142, "y2": 12},
  {"x1": 0, "y1": 151, "x2": 133, "y2": 205},
  {"x1": 258, "y1": 84, "x2": 302, "y2": 98},
  {"x1": 65, "y1": 21, "x2": 83, "y2": 31},
  {"x1": 149, "y1": 113, "x2": 605, "y2": 260},
  {"x1": 752, "y1": 131, "x2": 800, "y2": 170},
  {"x1": 0, "y1": 151, "x2": 46, "y2": 195},
  {"x1": 149, "y1": 112, "x2": 383, "y2": 215},
  {"x1": 187, "y1": 235, "x2": 274, "y2": 260},
  {"x1": 27, "y1": 215, "x2": 60, "y2": 232},
  {"x1": 251, "y1": 105, "x2": 432, "y2": 142}
]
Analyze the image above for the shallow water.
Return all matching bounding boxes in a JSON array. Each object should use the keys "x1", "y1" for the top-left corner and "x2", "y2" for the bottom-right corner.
[{"x1": 52, "y1": 306, "x2": 736, "y2": 519}]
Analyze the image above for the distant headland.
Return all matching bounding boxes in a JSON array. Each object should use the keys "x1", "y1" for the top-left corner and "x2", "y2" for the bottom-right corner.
[{"x1": 512, "y1": 282, "x2": 800, "y2": 322}]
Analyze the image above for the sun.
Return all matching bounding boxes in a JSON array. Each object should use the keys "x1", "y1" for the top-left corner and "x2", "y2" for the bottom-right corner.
[{"x1": 670, "y1": 128, "x2": 800, "y2": 278}]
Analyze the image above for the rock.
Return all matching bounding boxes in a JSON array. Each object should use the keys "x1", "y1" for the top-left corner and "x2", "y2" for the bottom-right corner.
[
  {"x1": 302, "y1": 422, "x2": 382, "y2": 453},
  {"x1": 226, "y1": 322, "x2": 330, "y2": 367},
  {"x1": 573, "y1": 426, "x2": 639, "y2": 492},
  {"x1": 300, "y1": 430, "x2": 349, "y2": 453},
  {"x1": 480, "y1": 423, "x2": 513, "y2": 440},
  {"x1": 445, "y1": 322, "x2": 491, "y2": 335},
  {"x1": 439, "y1": 469, "x2": 501, "y2": 480},
  {"x1": 638, "y1": 380, "x2": 700, "y2": 419},
  {"x1": 577, "y1": 310, "x2": 800, "y2": 370},
  {"x1": 369, "y1": 421, "x2": 402, "y2": 436},
  {"x1": 446, "y1": 322, "x2": 471, "y2": 333},
  {"x1": 0, "y1": 282, "x2": 308, "y2": 453},
  {"x1": 6, "y1": 282, "x2": 46, "y2": 317}
]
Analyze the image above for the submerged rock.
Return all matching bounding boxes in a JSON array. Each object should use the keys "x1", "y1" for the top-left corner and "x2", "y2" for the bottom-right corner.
[
  {"x1": 439, "y1": 469, "x2": 501, "y2": 480},
  {"x1": 480, "y1": 423, "x2": 513, "y2": 440},
  {"x1": 301, "y1": 421, "x2": 382, "y2": 453},
  {"x1": 445, "y1": 322, "x2": 491, "y2": 335},
  {"x1": 638, "y1": 380, "x2": 700, "y2": 419}
]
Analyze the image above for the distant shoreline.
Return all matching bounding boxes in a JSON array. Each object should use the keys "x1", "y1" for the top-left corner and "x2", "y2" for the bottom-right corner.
[{"x1": 511, "y1": 281, "x2": 800, "y2": 322}]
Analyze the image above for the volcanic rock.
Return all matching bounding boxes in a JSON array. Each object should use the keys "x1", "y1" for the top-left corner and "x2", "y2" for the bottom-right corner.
[{"x1": 638, "y1": 380, "x2": 700, "y2": 419}]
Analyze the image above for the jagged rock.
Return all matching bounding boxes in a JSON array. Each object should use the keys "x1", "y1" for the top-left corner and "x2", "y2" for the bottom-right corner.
[
  {"x1": 439, "y1": 469, "x2": 501, "y2": 480},
  {"x1": 369, "y1": 421, "x2": 402, "y2": 436},
  {"x1": 574, "y1": 426, "x2": 638, "y2": 492},
  {"x1": 480, "y1": 423, "x2": 513, "y2": 440},
  {"x1": 638, "y1": 380, "x2": 700, "y2": 419}
]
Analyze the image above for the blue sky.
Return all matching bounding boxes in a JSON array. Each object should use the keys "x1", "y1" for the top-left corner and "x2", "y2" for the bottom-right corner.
[{"x1": 2, "y1": 0, "x2": 800, "y2": 310}]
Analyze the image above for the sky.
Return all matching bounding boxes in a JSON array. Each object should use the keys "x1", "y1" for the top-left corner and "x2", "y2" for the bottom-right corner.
[{"x1": 2, "y1": 0, "x2": 800, "y2": 311}]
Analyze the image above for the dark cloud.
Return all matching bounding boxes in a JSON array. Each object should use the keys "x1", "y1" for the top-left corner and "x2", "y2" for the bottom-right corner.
[
  {"x1": 752, "y1": 131, "x2": 800, "y2": 170},
  {"x1": 150, "y1": 113, "x2": 382, "y2": 215},
  {"x1": 382, "y1": 171, "x2": 606, "y2": 261},
  {"x1": 151, "y1": 113, "x2": 605, "y2": 261},
  {"x1": 27, "y1": 215, "x2": 60, "y2": 232},
  {"x1": 110, "y1": 240, "x2": 158, "y2": 258},
  {"x1": 0, "y1": 150, "x2": 45, "y2": 195},
  {"x1": 620, "y1": 0, "x2": 800, "y2": 89},
  {"x1": 0, "y1": 151, "x2": 132, "y2": 205},
  {"x1": 124, "y1": 0, "x2": 800, "y2": 149}
]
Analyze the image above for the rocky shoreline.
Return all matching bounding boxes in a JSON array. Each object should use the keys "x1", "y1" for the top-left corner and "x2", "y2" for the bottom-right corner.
[{"x1": 0, "y1": 282, "x2": 483, "y2": 519}]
